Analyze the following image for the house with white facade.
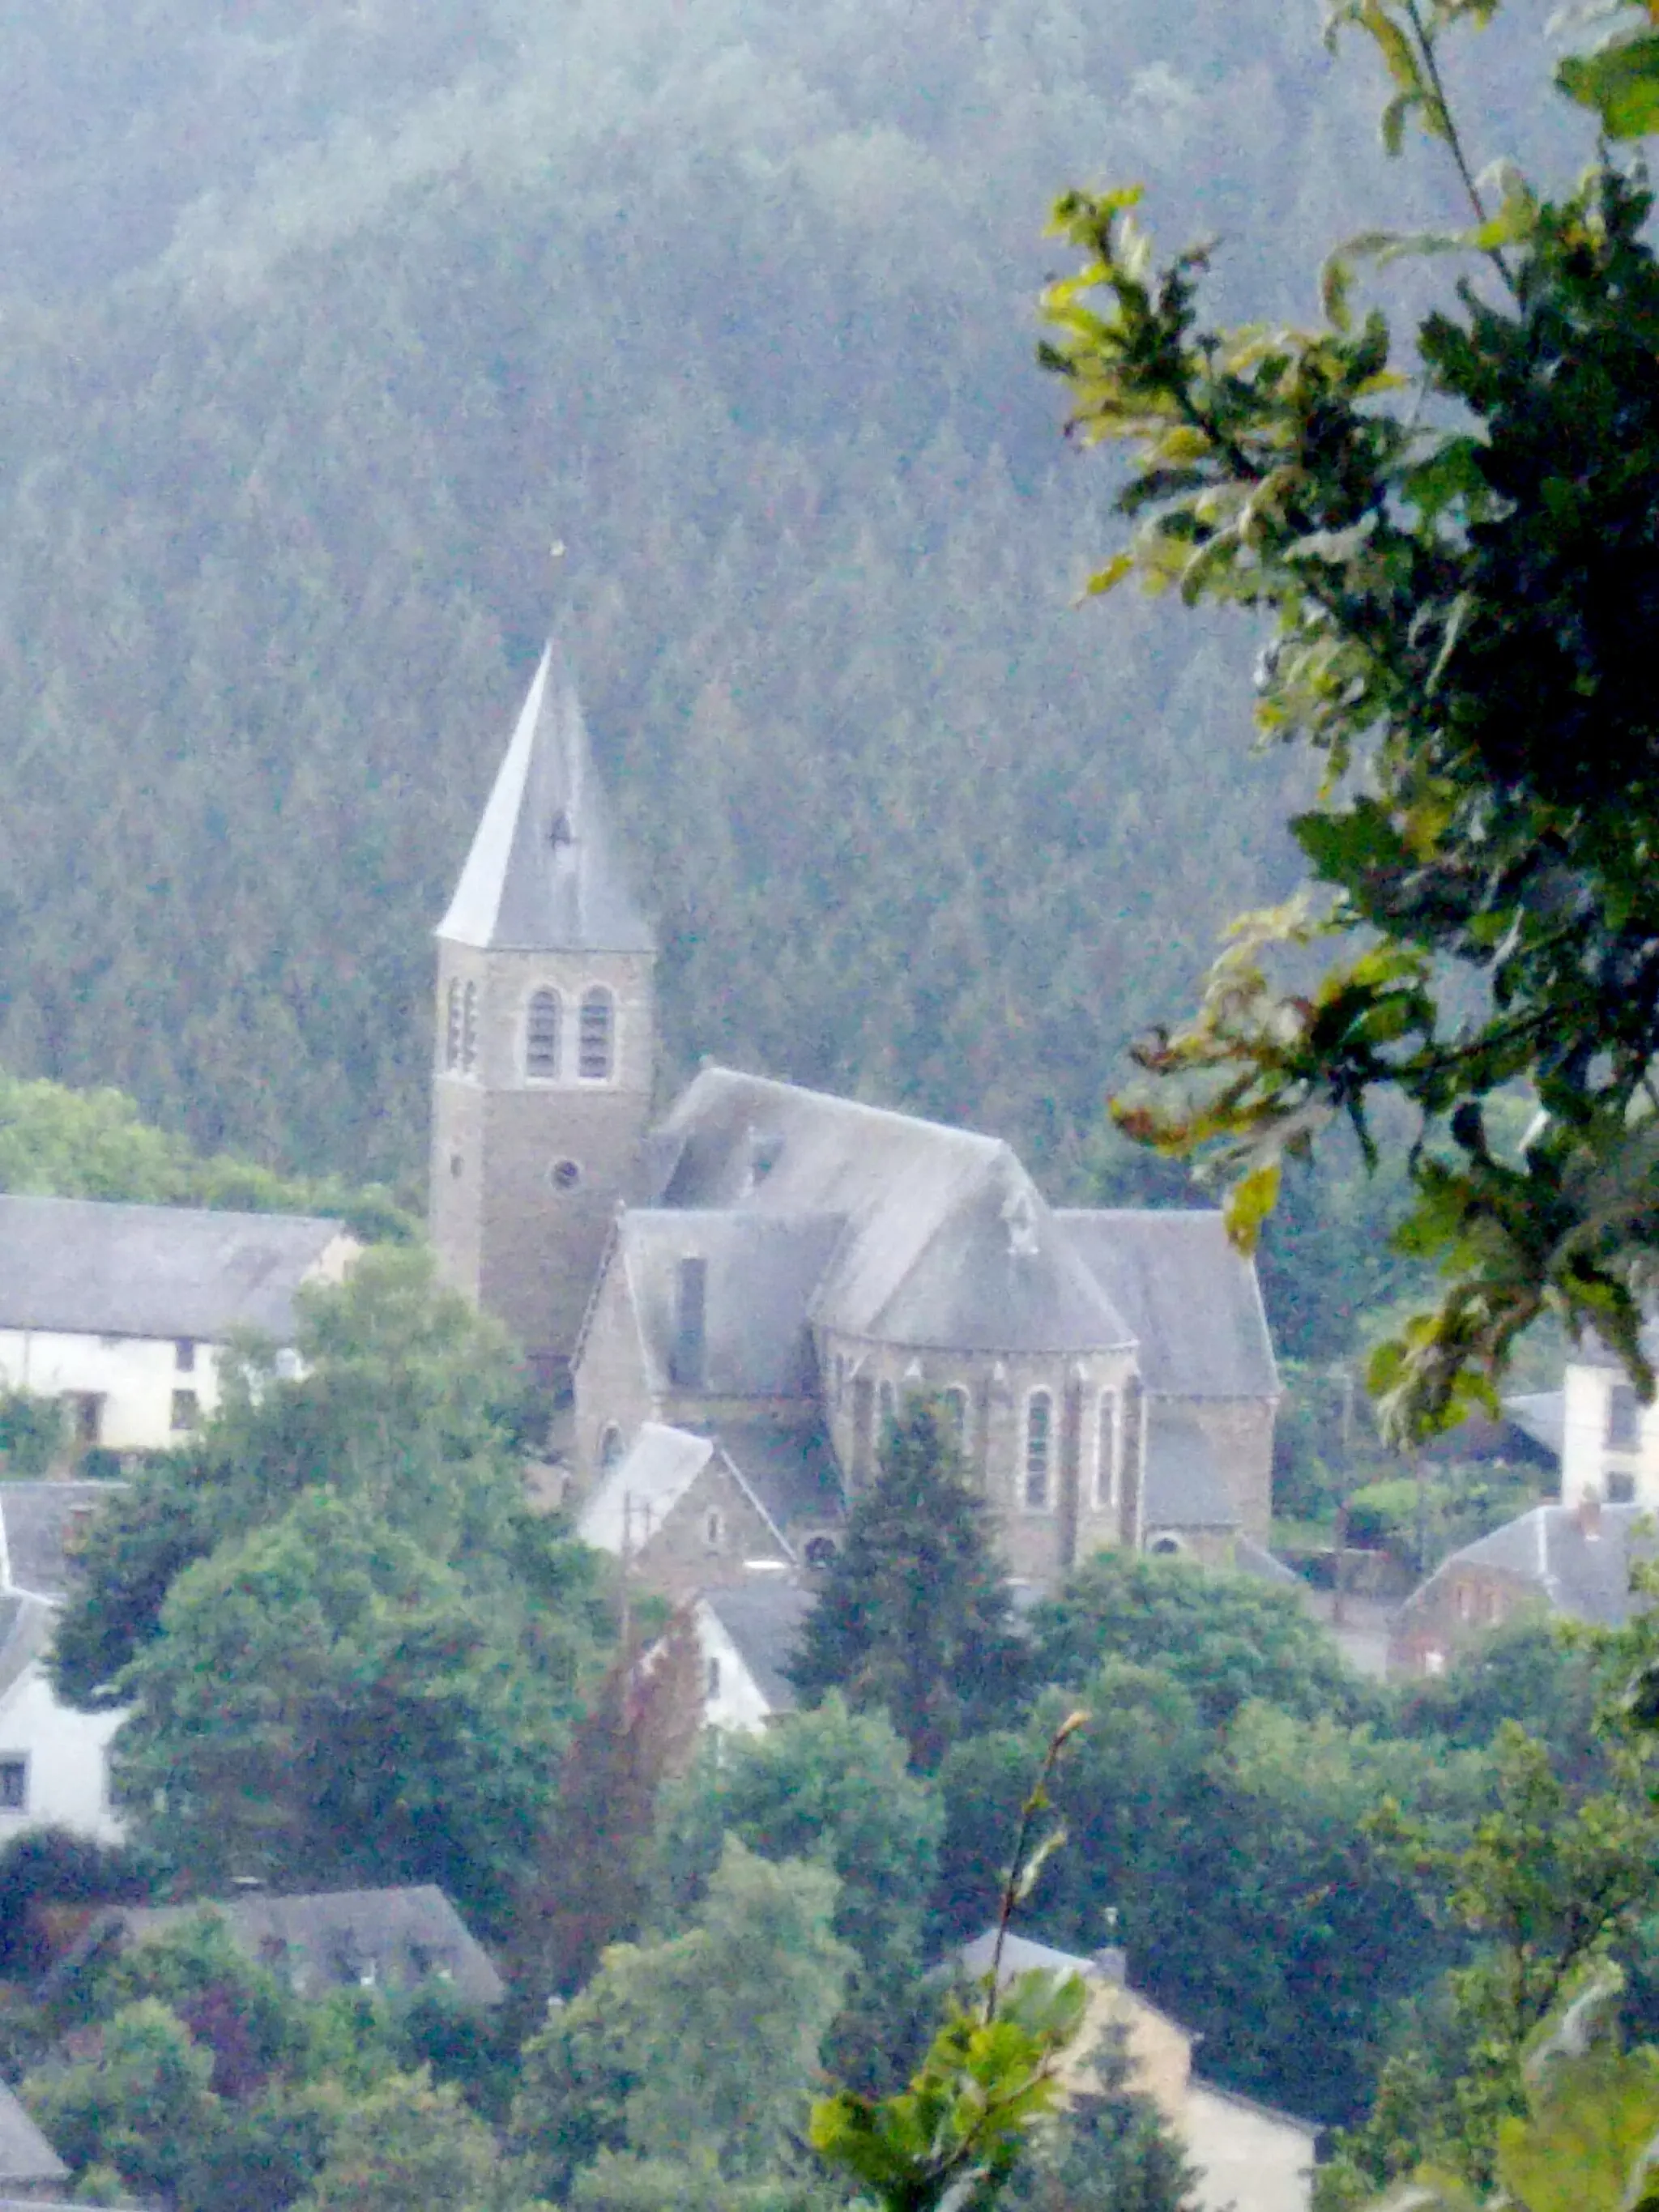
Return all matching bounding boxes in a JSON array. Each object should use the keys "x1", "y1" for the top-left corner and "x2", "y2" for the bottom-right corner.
[
  {"x1": 0, "y1": 1195, "x2": 356, "y2": 1455},
  {"x1": 0, "y1": 1484, "x2": 126, "y2": 1843}
]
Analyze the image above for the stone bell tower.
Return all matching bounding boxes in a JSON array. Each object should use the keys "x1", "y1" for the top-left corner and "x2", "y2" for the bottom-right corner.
[{"x1": 429, "y1": 641, "x2": 655, "y2": 1383}]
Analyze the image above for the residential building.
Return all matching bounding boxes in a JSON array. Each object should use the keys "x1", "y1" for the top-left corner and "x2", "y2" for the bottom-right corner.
[
  {"x1": 686, "y1": 1579, "x2": 817, "y2": 1733},
  {"x1": 0, "y1": 2078, "x2": 70, "y2": 2203},
  {"x1": 955, "y1": 1929, "x2": 1316, "y2": 2212},
  {"x1": 0, "y1": 1195, "x2": 356, "y2": 1454},
  {"x1": 433, "y1": 644, "x2": 1282, "y2": 1593},
  {"x1": 0, "y1": 1484, "x2": 126, "y2": 1843}
]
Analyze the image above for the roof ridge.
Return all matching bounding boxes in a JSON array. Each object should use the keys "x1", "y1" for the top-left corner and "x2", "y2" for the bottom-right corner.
[{"x1": 680, "y1": 1067, "x2": 1008, "y2": 1154}]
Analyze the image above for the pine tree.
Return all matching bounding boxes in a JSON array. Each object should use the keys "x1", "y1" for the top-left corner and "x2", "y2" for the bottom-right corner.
[{"x1": 790, "y1": 1399, "x2": 1025, "y2": 1768}]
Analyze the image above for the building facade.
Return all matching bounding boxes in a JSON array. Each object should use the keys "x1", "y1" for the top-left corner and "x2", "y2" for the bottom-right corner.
[{"x1": 436, "y1": 646, "x2": 1281, "y2": 1592}]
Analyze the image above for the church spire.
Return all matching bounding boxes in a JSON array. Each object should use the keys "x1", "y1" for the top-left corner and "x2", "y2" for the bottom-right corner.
[{"x1": 438, "y1": 641, "x2": 654, "y2": 955}]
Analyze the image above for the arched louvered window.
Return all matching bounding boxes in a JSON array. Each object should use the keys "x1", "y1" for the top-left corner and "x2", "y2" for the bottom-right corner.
[
  {"x1": 878, "y1": 1380, "x2": 897, "y2": 1433},
  {"x1": 1024, "y1": 1390, "x2": 1052, "y2": 1511},
  {"x1": 461, "y1": 982, "x2": 479, "y2": 1073},
  {"x1": 526, "y1": 987, "x2": 561, "y2": 1080},
  {"x1": 599, "y1": 1424, "x2": 624, "y2": 1472},
  {"x1": 445, "y1": 980, "x2": 463, "y2": 1070},
  {"x1": 578, "y1": 987, "x2": 614, "y2": 1080}
]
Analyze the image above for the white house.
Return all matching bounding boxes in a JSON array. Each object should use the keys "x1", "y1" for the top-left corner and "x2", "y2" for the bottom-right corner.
[
  {"x1": 690, "y1": 1579, "x2": 817, "y2": 1733},
  {"x1": 0, "y1": 1195, "x2": 356, "y2": 1453},
  {"x1": 0, "y1": 1484, "x2": 126, "y2": 1843}
]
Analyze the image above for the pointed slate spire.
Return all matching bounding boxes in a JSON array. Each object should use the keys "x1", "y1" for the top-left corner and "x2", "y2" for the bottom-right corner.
[{"x1": 438, "y1": 641, "x2": 655, "y2": 953}]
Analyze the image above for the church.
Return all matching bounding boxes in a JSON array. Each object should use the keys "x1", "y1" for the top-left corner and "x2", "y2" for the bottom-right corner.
[{"x1": 429, "y1": 644, "x2": 1281, "y2": 1596}]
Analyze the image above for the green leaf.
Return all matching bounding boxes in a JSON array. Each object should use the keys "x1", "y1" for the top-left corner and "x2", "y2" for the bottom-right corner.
[
  {"x1": 1557, "y1": 33, "x2": 1659, "y2": 135},
  {"x1": 1223, "y1": 1158, "x2": 1282, "y2": 1253}
]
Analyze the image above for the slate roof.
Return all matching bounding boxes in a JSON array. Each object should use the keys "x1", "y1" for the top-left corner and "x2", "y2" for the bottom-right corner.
[
  {"x1": 438, "y1": 640, "x2": 654, "y2": 954},
  {"x1": 700, "y1": 1580, "x2": 817, "y2": 1713},
  {"x1": 1401, "y1": 1503, "x2": 1655, "y2": 1630},
  {"x1": 0, "y1": 1483, "x2": 122, "y2": 1601},
  {"x1": 619, "y1": 1210, "x2": 845, "y2": 1396},
  {"x1": 100, "y1": 1886, "x2": 504, "y2": 2006},
  {"x1": 0, "y1": 1196, "x2": 346, "y2": 1341},
  {"x1": 714, "y1": 1414, "x2": 845, "y2": 1536},
  {"x1": 648, "y1": 1071, "x2": 1129, "y2": 1351},
  {"x1": 1231, "y1": 1536, "x2": 1303, "y2": 1588},
  {"x1": 578, "y1": 1423, "x2": 716, "y2": 1555},
  {"x1": 1142, "y1": 1409, "x2": 1239, "y2": 1530},
  {"x1": 953, "y1": 1929, "x2": 1191, "y2": 2039},
  {"x1": 1057, "y1": 1210, "x2": 1277, "y2": 1399},
  {"x1": 0, "y1": 2078, "x2": 68, "y2": 2185},
  {"x1": 1503, "y1": 1392, "x2": 1565, "y2": 1461}
]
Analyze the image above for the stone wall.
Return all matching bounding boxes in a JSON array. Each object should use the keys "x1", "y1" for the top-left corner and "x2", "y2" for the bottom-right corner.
[{"x1": 633, "y1": 1456, "x2": 792, "y2": 1602}]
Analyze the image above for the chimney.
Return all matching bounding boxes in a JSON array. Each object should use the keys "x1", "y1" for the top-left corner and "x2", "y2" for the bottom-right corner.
[
  {"x1": 1577, "y1": 1485, "x2": 1604, "y2": 1541},
  {"x1": 670, "y1": 1255, "x2": 707, "y2": 1389}
]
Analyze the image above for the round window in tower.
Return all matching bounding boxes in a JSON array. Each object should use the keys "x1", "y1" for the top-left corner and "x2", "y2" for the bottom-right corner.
[{"x1": 549, "y1": 1157, "x2": 582, "y2": 1191}]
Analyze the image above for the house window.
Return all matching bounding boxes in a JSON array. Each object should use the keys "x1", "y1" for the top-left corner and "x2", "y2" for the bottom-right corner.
[
  {"x1": 445, "y1": 979, "x2": 463, "y2": 1070},
  {"x1": 526, "y1": 988, "x2": 561, "y2": 1080},
  {"x1": 706, "y1": 1511, "x2": 724, "y2": 1549},
  {"x1": 1094, "y1": 1390, "x2": 1120, "y2": 1510},
  {"x1": 1610, "y1": 1469, "x2": 1637, "y2": 1503},
  {"x1": 599, "y1": 1425, "x2": 624, "y2": 1473},
  {"x1": 706, "y1": 1656, "x2": 722, "y2": 1698},
  {"x1": 1486, "y1": 1588, "x2": 1505, "y2": 1624},
  {"x1": 171, "y1": 1390, "x2": 199, "y2": 1434},
  {"x1": 1455, "y1": 1582, "x2": 1474, "y2": 1623},
  {"x1": 461, "y1": 982, "x2": 479, "y2": 1073},
  {"x1": 69, "y1": 1393, "x2": 102, "y2": 1447},
  {"x1": 175, "y1": 1339, "x2": 196, "y2": 1374},
  {"x1": 578, "y1": 988, "x2": 614, "y2": 1080},
  {"x1": 941, "y1": 1387, "x2": 970, "y2": 1455},
  {"x1": 1024, "y1": 1390, "x2": 1052, "y2": 1511},
  {"x1": 1608, "y1": 1383, "x2": 1641, "y2": 1451},
  {"x1": 0, "y1": 1759, "x2": 26, "y2": 1812}
]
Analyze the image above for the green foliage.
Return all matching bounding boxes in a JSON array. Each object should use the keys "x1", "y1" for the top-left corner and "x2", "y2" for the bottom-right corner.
[
  {"x1": 0, "y1": 1069, "x2": 414, "y2": 1238},
  {"x1": 1042, "y1": 0, "x2": 1659, "y2": 1432},
  {"x1": 651, "y1": 1693, "x2": 945, "y2": 2089},
  {"x1": 790, "y1": 1400, "x2": 1026, "y2": 1767},
  {"x1": 111, "y1": 1488, "x2": 562, "y2": 1931},
  {"x1": 515, "y1": 1838, "x2": 854, "y2": 2206},
  {"x1": 0, "y1": 1389, "x2": 66, "y2": 1477},
  {"x1": 0, "y1": 1827, "x2": 151, "y2": 1983},
  {"x1": 25, "y1": 1996, "x2": 219, "y2": 2204},
  {"x1": 292, "y1": 2068, "x2": 508, "y2": 2212},
  {"x1": 1031, "y1": 1550, "x2": 1369, "y2": 1726},
  {"x1": 1000, "y1": 2037, "x2": 1197, "y2": 2212}
]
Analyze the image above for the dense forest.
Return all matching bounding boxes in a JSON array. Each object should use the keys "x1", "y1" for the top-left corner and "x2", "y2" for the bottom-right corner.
[{"x1": 0, "y1": 0, "x2": 1592, "y2": 1357}]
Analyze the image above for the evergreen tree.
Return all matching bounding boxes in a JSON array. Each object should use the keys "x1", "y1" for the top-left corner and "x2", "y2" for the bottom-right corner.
[
  {"x1": 790, "y1": 1399, "x2": 1025, "y2": 1768},
  {"x1": 1003, "y1": 2032, "x2": 1197, "y2": 2212}
]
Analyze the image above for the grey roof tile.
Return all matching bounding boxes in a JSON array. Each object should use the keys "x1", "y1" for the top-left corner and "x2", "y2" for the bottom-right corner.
[
  {"x1": 0, "y1": 1483, "x2": 123, "y2": 1601},
  {"x1": 1057, "y1": 1211, "x2": 1278, "y2": 1399},
  {"x1": 0, "y1": 1196, "x2": 346, "y2": 1340},
  {"x1": 700, "y1": 1580, "x2": 817, "y2": 1713},
  {"x1": 712, "y1": 1415, "x2": 845, "y2": 1536},
  {"x1": 577, "y1": 1423, "x2": 716, "y2": 1555},
  {"x1": 0, "y1": 2079, "x2": 67, "y2": 2185},
  {"x1": 1503, "y1": 1392, "x2": 1565, "y2": 1460},
  {"x1": 648, "y1": 1071, "x2": 1126, "y2": 1349},
  {"x1": 1142, "y1": 1409, "x2": 1239, "y2": 1530},
  {"x1": 619, "y1": 1211, "x2": 845, "y2": 1396},
  {"x1": 438, "y1": 641, "x2": 654, "y2": 954},
  {"x1": 1231, "y1": 1536, "x2": 1302, "y2": 1587},
  {"x1": 106, "y1": 1886, "x2": 503, "y2": 2006},
  {"x1": 1402, "y1": 1502, "x2": 1655, "y2": 1629}
]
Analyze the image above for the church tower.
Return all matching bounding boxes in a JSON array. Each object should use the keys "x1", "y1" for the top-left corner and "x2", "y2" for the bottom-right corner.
[{"x1": 429, "y1": 642, "x2": 655, "y2": 1383}]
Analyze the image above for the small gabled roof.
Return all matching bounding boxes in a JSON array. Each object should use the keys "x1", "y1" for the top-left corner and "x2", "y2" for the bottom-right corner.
[
  {"x1": 0, "y1": 1483, "x2": 121, "y2": 1602},
  {"x1": 0, "y1": 1196, "x2": 348, "y2": 1342},
  {"x1": 1058, "y1": 1210, "x2": 1277, "y2": 1400},
  {"x1": 0, "y1": 2078, "x2": 68, "y2": 2186},
  {"x1": 577, "y1": 1423, "x2": 716, "y2": 1555},
  {"x1": 713, "y1": 1414, "x2": 845, "y2": 1536},
  {"x1": 438, "y1": 640, "x2": 654, "y2": 954},
  {"x1": 94, "y1": 1886, "x2": 504, "y2": 2007},
  {"x1": 698, "y1": 1580, "x2": 817, "y2": 1714},
  {"x1": 1142, "y1": 1410, "x2": 1239, "y2": 1531},
  {"x1": 1503, "y1": 1392, "x2": 1565, "y2": 1461},
  {"x1": 619, "y1": 1210, "x2": 844, "y2": 1397},
  {"x1": 1401, "y1": 1502, "x2": 1654, "y2": 1629}
]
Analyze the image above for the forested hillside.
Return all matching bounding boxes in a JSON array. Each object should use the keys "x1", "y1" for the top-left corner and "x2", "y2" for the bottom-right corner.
[{"x1": 0, "y1": 0, "x2": 1580, "y2": 1342}]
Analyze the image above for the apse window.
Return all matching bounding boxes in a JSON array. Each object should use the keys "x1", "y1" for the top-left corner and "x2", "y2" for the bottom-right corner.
[{"x1": 1024, "y1": 1390, "x2": 1052, "y2": 1510}]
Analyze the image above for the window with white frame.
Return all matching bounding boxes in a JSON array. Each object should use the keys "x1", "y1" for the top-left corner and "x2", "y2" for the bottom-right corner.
[
  {"x1": 1024, "y1": 1390, "x2": 1052, "y2": 1511},
  {"x1": 526, "y1": 987, "x2": 561, "y2": 1079},
  {"x1": 941, "y1": 1386, "x2": 970, "y2": 1455},
  {"x1": 0, "y1": 1758, "x2": 27, "y2": 1812},
  {"x1": 1094, "y1": 1389, "x2": 1120, "y2": 1510}
]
